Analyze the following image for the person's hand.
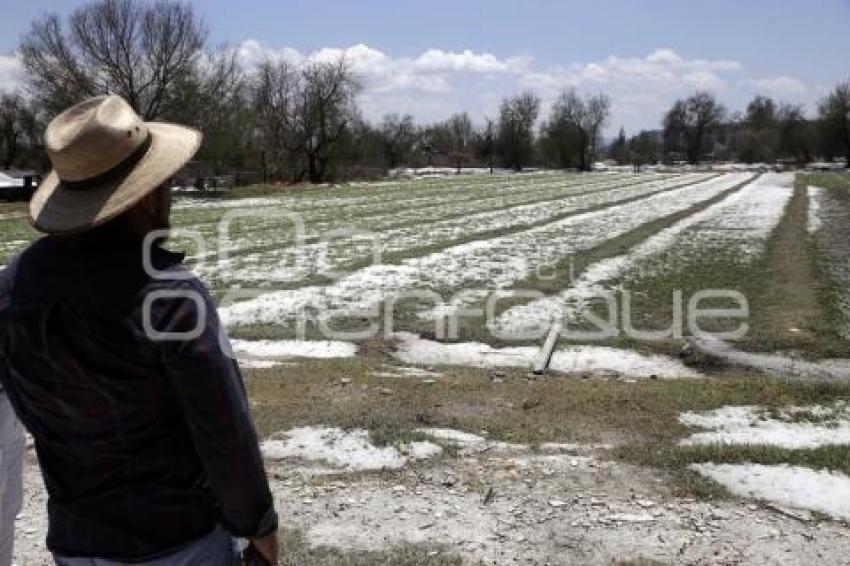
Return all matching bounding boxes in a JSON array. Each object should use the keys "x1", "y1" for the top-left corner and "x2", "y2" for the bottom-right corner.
[{"x1": 247, "y1": 532, "x2": 278, "y2": 565}]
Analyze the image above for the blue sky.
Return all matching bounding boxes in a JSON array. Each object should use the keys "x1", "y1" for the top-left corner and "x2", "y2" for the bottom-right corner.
[{"x1": 1, "y1": 0, "x2": 848, "y2": 133}]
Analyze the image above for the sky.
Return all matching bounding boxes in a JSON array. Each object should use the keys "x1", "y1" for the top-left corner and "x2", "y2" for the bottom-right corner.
[{"x1": 1, "y1": 0, "x2": 848, "y2": 134}]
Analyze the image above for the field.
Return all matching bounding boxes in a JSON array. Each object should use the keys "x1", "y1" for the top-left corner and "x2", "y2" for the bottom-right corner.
[{"x1": 8, "y1": 170, "x2": 850, "y2": 564}]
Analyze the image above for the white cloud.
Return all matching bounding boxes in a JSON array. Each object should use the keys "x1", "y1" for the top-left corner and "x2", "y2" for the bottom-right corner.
[
  {"x1": 232, "y1": 42, "x2": 818, "y2": 131},
  {"x1": 519, "y1": 49, "x2": 743, "y2": 96},
  {"x1": 742, "y1": 75, "x2": 808, "y2": 95},
  {"x1": 412, "y1": 49, "x2": 529, "y2": 74},
  {"x1": 234, "y1": 40, "x2": 527, "y2": 95},
  {"x1": 0, "y1": 53, "x2": 24, "y2": 92}
]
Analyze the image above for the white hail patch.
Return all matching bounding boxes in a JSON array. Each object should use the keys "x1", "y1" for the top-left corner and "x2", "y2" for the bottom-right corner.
[
  {"x1": 692, "y1": 336, "x2": 850, "y2": 380},
  {"x1": 691, "y1": 463, "x2": 850, "y2": 521},
  {"x1": 200, "y1": 173, "x2": 686, "y2": 286},
  {"x1": 261, "y1": 426, "x2": 442, "y2": 471},
  {"x1": 679, "y1": 403, "x2": 850, "y2": 449},
  {"x1": 229, "y1": 339, "x2": 357, "y2": 365},
  {"x1": 497, "y1": 173, "x2": 757, "y2": 334},
  {"x1": 391, "y1": 332, "x2": 701, "y2": 378},
  {"x1": 219, "y1": 174, "x2": 732, "y2": 326},
  {"x1": 807, "y1": 186, "x2": 824, "y2": 234}
]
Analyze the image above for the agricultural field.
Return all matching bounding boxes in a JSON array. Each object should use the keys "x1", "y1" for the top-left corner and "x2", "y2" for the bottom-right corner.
[{"x1": 8, "y1": 170, "x2": 850, "y2": 564}]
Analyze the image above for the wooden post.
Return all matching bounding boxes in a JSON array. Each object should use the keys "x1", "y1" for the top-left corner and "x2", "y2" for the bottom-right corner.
[{"x1": 532, "y1": 322, "x2": 562, "y2": 375}]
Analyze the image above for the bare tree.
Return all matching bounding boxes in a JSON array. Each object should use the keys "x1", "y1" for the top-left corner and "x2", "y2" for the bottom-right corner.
[
  {"x1": 20, "y1": 0, "x2": 206, "y2": 119},
  {"x1": 252, "y1": 59, "x2": 297, "y2": 181},
  {"x1": 289, "y1": 58, "x2": 360, "y2": 182},
  {"x1": 663, "y1": 91, "x2": 727, "y2": 164},
  {"x1": 548, "y1": 89, "x2": 611, "y2": 171},
  {"x1": 475, "y1": 118, "x2": 496, "y2": 173},
  {"x1": 776, "y1": 103, "x2": 811, "y2": 164},
  {"x1": 628, "y1": 131, "x2": 660, "y2": 170},
  {"x1": 0, "y1": 92, "x2": 26, "y2": 170},
  {"x1": 818, "y1": 80, "x2": 850, "y2": 167},
  {"x1": 252, "y1": 56, "x2": 360, "y2": 183},
  {"x1": 378, "y1": 113, "x2": 418, "y2": 170},
  {"x1": 497, "y1": 91, "x2": 540, "y2": 171},
  {"x1": 446, "y1": 112, "x2": 473, "y2": 173},
  {"x1": 0, "y1": 91, "x2": 43, "y2": 170}
]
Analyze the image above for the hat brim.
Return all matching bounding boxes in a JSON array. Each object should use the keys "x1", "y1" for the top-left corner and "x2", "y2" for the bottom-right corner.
[{"x1": 29, "y1": 122, "x2": 202, "y2": 235}]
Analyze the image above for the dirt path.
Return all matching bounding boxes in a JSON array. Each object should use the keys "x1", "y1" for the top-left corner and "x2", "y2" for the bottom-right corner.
[{"x1": 15, "y1": 441, "x2": 850, "y2": 565}]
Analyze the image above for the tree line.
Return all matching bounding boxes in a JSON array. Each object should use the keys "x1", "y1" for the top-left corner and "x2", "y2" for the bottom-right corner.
[{"x1": 2, "y1": 0, "x2": 849, "y2": 183}]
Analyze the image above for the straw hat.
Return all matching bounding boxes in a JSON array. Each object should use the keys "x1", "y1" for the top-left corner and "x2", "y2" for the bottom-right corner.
[{"x1": 29, "y1": 95, "x2": 202, "y2": 234}]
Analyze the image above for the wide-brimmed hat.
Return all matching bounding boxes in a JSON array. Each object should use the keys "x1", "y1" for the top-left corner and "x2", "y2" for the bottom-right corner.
[{"x1": 29, "y1": 95, "x2": 202, "y2": 235}]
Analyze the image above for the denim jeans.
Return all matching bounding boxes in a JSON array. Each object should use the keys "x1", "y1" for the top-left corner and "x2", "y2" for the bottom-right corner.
[
  {"x1": 53, "y1": 525, "x2": 239, "y2": 566},
  {"x1": 0, "y1": 392, "x2": 25, "y2": 566}
]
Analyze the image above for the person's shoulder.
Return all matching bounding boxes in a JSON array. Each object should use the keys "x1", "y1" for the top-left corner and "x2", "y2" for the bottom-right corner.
[{"x1": 138, "y1": 265, "x2": 214, "y2": 316}]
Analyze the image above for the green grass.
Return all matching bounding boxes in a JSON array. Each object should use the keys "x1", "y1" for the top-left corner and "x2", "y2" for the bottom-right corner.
[{"x1": 799, "y1": 172, "x2": 850, "y2": 192}]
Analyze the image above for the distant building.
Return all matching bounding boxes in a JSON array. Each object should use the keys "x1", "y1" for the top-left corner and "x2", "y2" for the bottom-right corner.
[{"x1": 0, "y1": 170, "x2": 40, "y2": 201}]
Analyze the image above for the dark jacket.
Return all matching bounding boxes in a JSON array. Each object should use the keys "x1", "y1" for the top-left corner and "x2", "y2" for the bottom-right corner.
[{"x1": 0, "y1": 229, "x2": 277, "y2": 561}]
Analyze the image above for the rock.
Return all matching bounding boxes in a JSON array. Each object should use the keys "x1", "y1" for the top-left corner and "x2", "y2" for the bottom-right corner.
[
  {"x1": 340, "y1": 378, "x2": 351, "y2": 385},
  {"x1": 379, "y1": 388, "x2": 393, "y2": 396},
  {"x1": 548, "y1": 499, "x2": 567, "y2": 508}
]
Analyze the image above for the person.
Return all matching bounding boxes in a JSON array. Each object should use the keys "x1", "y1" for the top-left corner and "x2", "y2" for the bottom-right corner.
[
  {"x1": 0, "y1": 384, "x2": 25, "y2": 566},
  {"x1": 0, "y1": 95, "x2": 278, "y2": 565}
]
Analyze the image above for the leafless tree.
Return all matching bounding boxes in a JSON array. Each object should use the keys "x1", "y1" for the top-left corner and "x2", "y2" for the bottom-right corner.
[
  {"x1": 446, "y1": 112, "x2": 473, "y2": 173},
  {"x1": 378, "y1": 113, "x2": 418, "y2": 170},
  {"x1": 663, "y1": 91, "x2": 726, "y2": 164},
  {"x1": 818, "y1": 80, "x2": 850, "y2": 167},
  {"x1": 252, "y1": 56, "x2": 360, "y2": 183},
  {"x1": 252, "y1": 59, "x2": 297, "y2": 181},
  {"x1": 549, "y1": 89, "x2": 611, "y2": 171},
  {"x1": 288, "y1": 57, "x2": 360, "y2": 182},
  {"x1": 0, "y1": 91, "x2": 43, "y2": 170},
  {"x1": 20, "y1": 0, "x2": 206, "y2": 119},
  {"x1": 497, "y1": 91, "x2": 540, "y2": 171},
  {"x1": 776, "y1": 103, "x2": 811, "y2": 164},
  {"x1": 476, "y1": 118, "x2": 496, "y2": 173}
]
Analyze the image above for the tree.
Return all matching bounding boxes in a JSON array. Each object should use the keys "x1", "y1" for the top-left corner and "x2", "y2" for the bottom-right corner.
[
  {"x1": 446, "y1": 112, "x2": 473, "y2": 173},
  {"x1": 497, "y1": 91, "x2": 540, "y2": 171},
  {"x1": 547, "y1": 89, "x2": 611, "y2": 171},
  {"x1": 0, "y1": 91, "x2": 43, "y2": 170},
  {"x1": 377, "y1": 113, "x2": 417, "y2": 170},
  {"x1": 252, "y1": 59, "x2": 297, "y2": 181},
  {"x1": 776, "y1": 103, "x2": 812, "y2": 164},
  {"x1": 20, "y1": 0, "x2": 208, "y2": 120},
  {"x1": 252, "y1": 56, "x2": 360, "y2": 183},
  {"x1": 744, "y1": 95, "x2": 777, "y2": 131},
  {"x1": 0, "y1": 92, "x2": 26, "y2": 169},
  {"x1": 734, "y1": 95, "x2": 779, "y2": 163},
  {"x1": 473, "y1": 118, "x2": 497, "y2": 173},
  {"x1": 663, "y1": 91, "x2": 726, "y2": 164},
  {"x1": 538, "y1": 116, "x2": 583, "y2": 169},
  {"x1": 628, "y1": 131, "x2": 660, "y2": 170},
  {"x1": 608, "y1": 127, "x2": 629, "y2": 165},
  {"x1": 817, "y1": 80, "x2": 850, "y2": 167}
]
